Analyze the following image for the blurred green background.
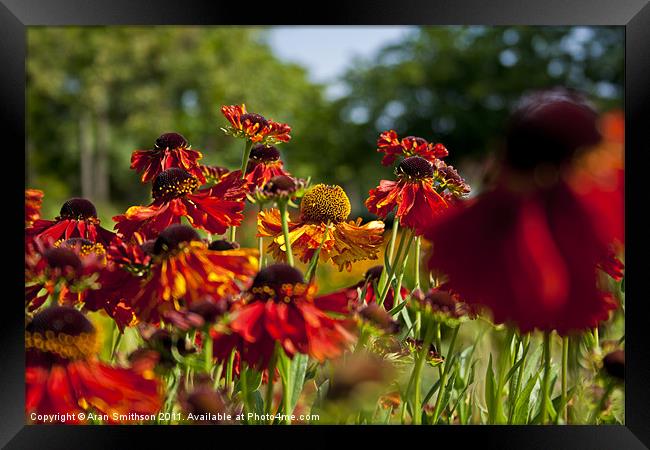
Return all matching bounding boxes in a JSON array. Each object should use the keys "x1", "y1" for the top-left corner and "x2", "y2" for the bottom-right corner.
[{"x1": 27, "y1": 25, "x2": 623, "y2": 245}]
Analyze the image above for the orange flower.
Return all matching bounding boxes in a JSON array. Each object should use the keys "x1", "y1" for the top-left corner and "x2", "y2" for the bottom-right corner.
[
  {"x1": 377, "y1": 130, "x2": 448, "y2": 166},
  {"x1": 131, "y1": 132, "x2": 205, "y2": 183},
  {"x1": 113, "y1": 168, "x2": 247, "y2": 240},
  {"x1": 26, "y1": 306, "x2": 162, "y2": 423},
  {"x1": 258, "y1": 184, "x2": 385, "y2": 271},
  {"x1": 129, "y1": 225, "x2": 258, "y2": 323},
  {"x1": 25, "y1": 189, "x2": 44, "y2": 227},
  {"x1": 220, "y1": 104, "x2": 291, "y2": 144}
]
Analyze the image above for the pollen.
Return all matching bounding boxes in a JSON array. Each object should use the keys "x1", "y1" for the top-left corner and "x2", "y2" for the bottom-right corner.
[
  {"x1": 152, "y1": 168, "x2": 200, "y2": 201},
  {"x1": 300, "y1": 184, "x2": 351, "y2": 224}
]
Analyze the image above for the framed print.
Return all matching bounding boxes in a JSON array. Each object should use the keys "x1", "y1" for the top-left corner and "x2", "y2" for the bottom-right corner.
[{"x1": 2, "y1": 0, "x2": 649, "y2": 448}]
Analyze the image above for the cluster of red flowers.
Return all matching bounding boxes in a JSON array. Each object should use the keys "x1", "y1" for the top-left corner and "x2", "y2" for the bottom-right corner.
[{"x1": 24, "y1": 91, "x2": 624, "y2": 425}]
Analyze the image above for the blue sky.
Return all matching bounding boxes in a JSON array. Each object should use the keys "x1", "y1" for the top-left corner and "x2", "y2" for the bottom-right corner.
[{"x1": 267, "y1": 26, "x2": 416, "y2": 97}]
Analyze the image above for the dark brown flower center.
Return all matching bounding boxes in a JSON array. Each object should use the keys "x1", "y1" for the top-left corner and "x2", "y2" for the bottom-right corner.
[
  {"x1": 403, "y1": 136, "x2": 428, "y2": 148},
  {"x1": 250, "y1": 264, "x2": 307, "y2": 303},
  {"x1": 240, "y1": 113, "x2": 269, "y2": 130},
  {"x1": 397, "y1": 156, "x2": 434, "y2": 179},
  {"x1": 153, "y1": 224, "x2": 200, "y2": 254},
  {"x1": 364, "y1": 266, "x2": 384, "y2": 283},
  {"x1": 505, "y1": 87, "x2": 600, "y2": 170},
  {"x1": 249, "y1": 144, "x2": 280, "y2": 162},
  {"x1": 44, "y1": 247, "x2": 83, "y2": 272},
  {"x1": 155, "y1": 132, "x2": 188, "y2": 150},
  {"x1": 263, "y1": 175, "x2": 297, "y2": 194},
  {"x1": 208, "y1": 239, "x2": 240, "y2": 251},
  {"x1": 152, "y1": 168, "x2": 200, "y2": 201},
  {"x1": 603, "y1": 350, "x2": 624, "y2": 380},
  {"x1": 59, "y1": 198, "x2": 97, "y2": 220}
]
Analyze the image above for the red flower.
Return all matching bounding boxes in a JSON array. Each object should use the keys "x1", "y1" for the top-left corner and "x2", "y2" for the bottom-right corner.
[
  {"x1": 127, "y1": 225, "x2": 258, "y2": 323},
  {"x1": 26, "y1": 189, "x2": 44, "y2": 227},
  {"x1": 423, "y1": 89, "x2": 621, "y2": 335},
  {"x1": 315, "y1": 266, "x2": 409, "y2": 313},
  {"x1": 27, "y1": 198, "x2": 116, "y2": 246},
  {"x1": 245, "y1": 144, "x2": 291, "y2": 190},
  {"x1": 212, "y1": 264, "x2": 355, "y2": 370},
  {"x1": 220, "y1": 104, "x2": 291, "y2": 144},
  {"x1": 26, "y1": 306, "x2": 162, "y2": 423},
  {"x1": 83, "y1": 234, "x2": 151, "y2": 331},
  {"x1": 377, "y1": 130, "x2": 448, "y2": 166},
  {"x1": 366, "y1": 156, "x2": 453, "y2": 236},
  {"x1": 25, "y1": 238, "x2": 106, "y2": 311},
  {"x1": 113, "y1": 168, "x2": 247, "y2": 240},
  {"x1": 131, "y1": 132, "x2": 205, "y2": 183}
]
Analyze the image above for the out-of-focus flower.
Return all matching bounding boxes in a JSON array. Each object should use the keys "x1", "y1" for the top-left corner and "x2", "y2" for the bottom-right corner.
[
  {"x1": 113, "y1": 168, "x2": 247, "y2": 240},
  {"x1": 325, "y1": 353, "x2": 394, "y2": 402},
  {"x1": 83, "y1": 234, "x2": 151, "y2": 332},
  {"x1": 314, "y1": 266, "x2": 409, "y2": 313},
  {"x1": 27, "y1": 198, "x2": 116, "y2": 246},
  {"x1": 245, "y1": 144, "x2": 291, "y2": 190},
  {"x1": 410, "y1": 284, "x2": 477, "y2": 327},
  {"x1": 131, "y1": 132, "x2": 205, "y2": 183},
  {"x1": 258, "y1": 184, "x2": 385, "y2": 271},
  {"x1": 366, "y1": 156, "x2": 468, "y2": 236},
  {"x1": 423, "y1": 88, "x2": 621, "y2": 335},
  {"x1": 25, "y1": 239, "x2": 105, "y2": 311},
  {"x1": 212, "y1": 264, "x2": 355, "y2": 370},
  {"x1": 220, "y1": 104, "x2": 291, "y2": 145},
  {"x1": 134, "y1": 326, "x2": 197, "y2": 369},
  {"x1": 25, "y1": 189, "x2": 44, "y2": 227},
  {"x1": 602, "y1": 349, "x2": 624, "y2": 381},
  {"x1": 356, "y1": 303, "x2": 400, "y2": 334},
  {"x1": 25, "y1": 306, "x2": 162, "y2": 423},
  {"x1": 377, "y1": 130, "x2": 449, "y2": 166},
  {"x1": 598, "y1": 249, "x2": 625, "y2": 282},
  {"x1": 178, "y1": 376, "x2": 239, "y2": 424},
  {"x1": 128, "y1": 225, "x2": 257, "y2": 323},
  {"x1": 252, "y1": 175, "x2": 308, "y2": 206}
]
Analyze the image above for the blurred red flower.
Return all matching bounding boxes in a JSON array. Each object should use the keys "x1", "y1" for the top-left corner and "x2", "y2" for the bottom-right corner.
[{"x1": 131, "y1": 132, "x2": 205, "y2": 184}]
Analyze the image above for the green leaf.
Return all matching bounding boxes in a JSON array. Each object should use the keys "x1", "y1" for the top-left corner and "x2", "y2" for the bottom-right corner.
[
  {"x1": 485, "y1": 354, "x2": 496, "y2": 423},
  {"x1": 289, "y1": 353, "x2": 309, "y2": 411},
  {"x1": 512, "y1": 370, "x2": 541, "y2": 424}
]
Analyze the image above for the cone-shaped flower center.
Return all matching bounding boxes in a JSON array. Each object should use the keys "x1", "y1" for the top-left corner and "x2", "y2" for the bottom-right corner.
[
  {"x1": 152, "y1": 168, "x2": 200, "y2": 201},
  {"x1": 403, "y1": 136, "x2": 428, "y2": 148},
  {"x1": 249, "y1": 144, "x2": 280, "y2": 162},
  {"x1": 397, "y1": 156, "x2": 434, "y2": 180},
  {"x1": 300, "y1": 184, "x2": 351, "y2": 224},
  {"x1": 26, "y1": 306, "x2": 97, "y2": 361},
  {"x1": 59, "y1": 198, "x2": 98, "y2": 220},
  {"x1": 155, "y1": 132, "x2": 188, "y2": 150},
  {"x1": 263, "y1": 175, "x2": 297, "y2": 195},
  {"x1": 208, "y1": 239, "x2": 239, "y2": 251},
  {"x1": 44, "y1": 247, "x2": 83, "y2": 272},
  {"x1": 250, "y1": 263, "x2": 307, "y2": 303},
  {"x1": 240, "y1": 113, "x2": 269, "y2": 130},
  {"x1": 154, "y1": 224, "x2": 200, "y2": 255}
]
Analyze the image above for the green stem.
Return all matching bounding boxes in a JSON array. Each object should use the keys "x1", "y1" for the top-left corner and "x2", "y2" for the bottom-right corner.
[
  {"x1": 228, "y1": 139, "x2": 254, "y2": 242},
  {"x1": 414, "y1": 236, "x2": 421, "y2": 291},
  {"x1": 561, "y1": 336, "x2": 569, "y2": 424},
  {"x1": 258, "y1": 235, "x2": 265, "y2": 269},
  {"x1": 282, "y1": 357, "x2": 293, "y2": 425},
  {"x1": 225, "y1": 349, "x2": 236, "y2": 396},
  {"x1": 265, "y1": 350, "x2": 278, "y2": 423},
  {"x1": 278, "y1": 201, "x2": 294, "y2": 267},
  {"x1": 203, "y1": 331, "x2": 213, "y2": 375},
  {"x1": 540, "y1": 331, "x2": 553, "y2": 425},
  {"x1": 431, "y1": 324, "x2": 460, "y2": 423},
  {"x1": 410, "y1": 320, "x2": 436, "y2": 425},
  {"x1": 388, "y1": 217, "x2": 399, "y2": 261},
  {"x1": 378, "y1": 229, "x2": 414, "y2": 307},
  {"x1": 508, "y1": 334, "x2": 530, "y2": 424}
]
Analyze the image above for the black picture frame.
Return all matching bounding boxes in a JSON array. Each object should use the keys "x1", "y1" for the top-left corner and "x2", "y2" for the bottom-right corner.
[{"x1": 2, "y1": 0, "x2": 649, "y2": 448}]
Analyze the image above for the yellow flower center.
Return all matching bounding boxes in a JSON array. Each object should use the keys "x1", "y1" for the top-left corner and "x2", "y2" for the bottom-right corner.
[
  {"x1": 26, "y1": 330, "x2": 98, "y2": 360},
  {"x1": 300, "y1": 184, "x2": 351, "y2": 224}
]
